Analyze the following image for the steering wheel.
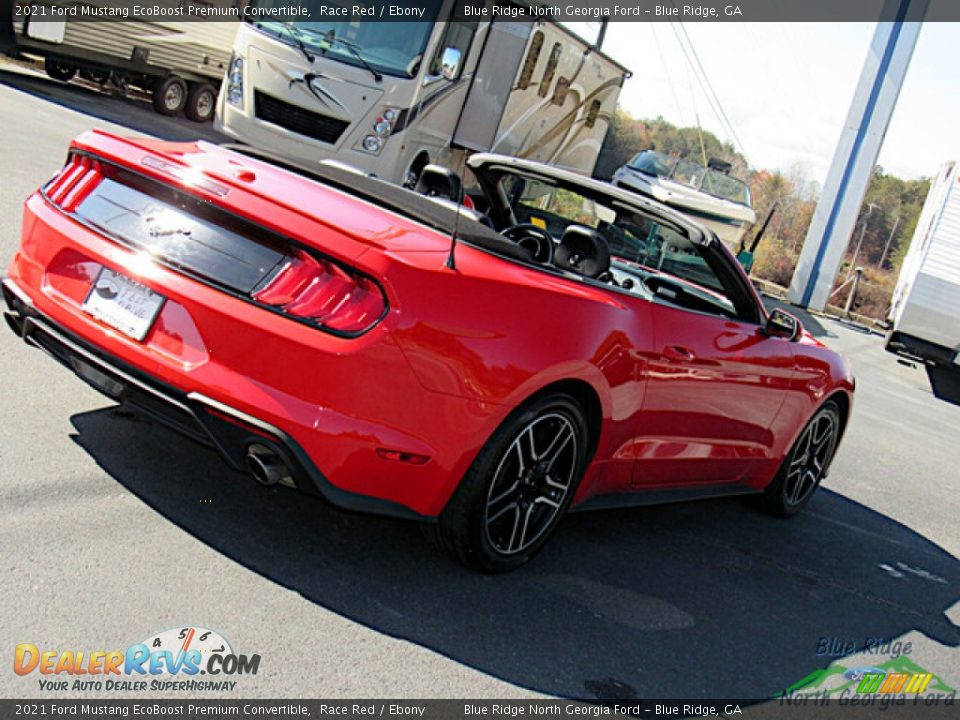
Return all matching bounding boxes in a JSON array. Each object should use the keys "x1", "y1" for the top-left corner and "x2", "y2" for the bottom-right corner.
[{"x1": 501, "y1": 224, "x2": 555, "y2": 264}]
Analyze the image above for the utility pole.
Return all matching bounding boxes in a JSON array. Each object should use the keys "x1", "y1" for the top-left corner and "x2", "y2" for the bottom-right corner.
[
  {"x1": 844, "y1": 267, "x2": 864, "y2": 317},
  {"x1": 786, "y1": 0, "x2": 928, "y2": 310},
  {"x1": 848, "y1": 202, "x2": 876, "y2": 273},
  {"x1": 878, "y1": 216, "x2": 901, "y2": 268}
]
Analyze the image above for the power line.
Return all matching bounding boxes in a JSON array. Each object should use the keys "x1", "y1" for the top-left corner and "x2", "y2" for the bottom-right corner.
[
  {"x1": 667, "y1": 23, "x2": 729, "y2": 147},
  {"x1": 677, "y1": 21, "x2": 748, "y2": 160},
  {"x1": 649, "y1": 24, "x2": 687, "y2": 126},
  {"x1": 670, "y1": 21, "x2": 750, "y2": 163}
]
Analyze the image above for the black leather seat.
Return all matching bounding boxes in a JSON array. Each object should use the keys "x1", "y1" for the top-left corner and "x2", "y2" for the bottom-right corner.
[
  {"x1": 555, "y1": 225, "x2": 611, "y2": 279},
  {"x1": 414, "y1": 164, "x2": 463, "y2": 202}
]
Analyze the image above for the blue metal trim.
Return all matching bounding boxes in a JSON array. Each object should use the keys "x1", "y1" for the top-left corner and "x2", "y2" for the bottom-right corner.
[{"x1": 800, "y1": 0, "x2": 912, "y2": 306}]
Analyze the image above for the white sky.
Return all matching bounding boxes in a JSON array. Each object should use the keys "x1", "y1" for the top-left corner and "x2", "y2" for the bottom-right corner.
[{"x1": 597, "y1": 20, "x2": 960, "y2": 185}]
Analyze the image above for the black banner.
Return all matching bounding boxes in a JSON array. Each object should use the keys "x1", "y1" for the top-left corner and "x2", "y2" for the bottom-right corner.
[
  {"x1": 10, "y1": 0, "x2": 953, "y2": 24},
  {"x1": 1, "y1": 699, "x2": 959, "y2": 718}
]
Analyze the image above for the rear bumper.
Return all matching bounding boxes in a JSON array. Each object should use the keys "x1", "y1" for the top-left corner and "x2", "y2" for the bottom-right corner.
[
  {"x1": 6, "y1": 173, "x2": 507, "y2": 519},
  {"x1": 3, "y1": 277, "x2": 428, "y2": 521}
]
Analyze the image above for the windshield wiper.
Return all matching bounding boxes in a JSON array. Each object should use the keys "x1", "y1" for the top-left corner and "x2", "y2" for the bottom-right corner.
[
  {"x1": 302, "y1": 28, "x2": 382, "y2": 83},
  {"x1": 274, "y1": 23, "x2": 314, "y2": 64}
]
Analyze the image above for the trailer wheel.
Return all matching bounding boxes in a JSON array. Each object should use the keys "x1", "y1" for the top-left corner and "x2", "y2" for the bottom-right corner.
[
  {"x1": 152, "y1": 76, "x2": 188, "y2": 116},
  {"x1": 185, "y1": 82, "x2": 217, "y2": 122},
  {"x1": 44, "y1": 58, "x2": 77, "y2": 82}
]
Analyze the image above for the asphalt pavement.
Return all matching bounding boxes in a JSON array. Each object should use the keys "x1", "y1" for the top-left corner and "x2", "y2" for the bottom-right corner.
[{"x1": 1, "y1": 58, "x2": 958, "y2": 703}]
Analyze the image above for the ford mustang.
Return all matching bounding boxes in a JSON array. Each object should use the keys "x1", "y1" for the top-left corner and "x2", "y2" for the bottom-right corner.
[{"x1": 2, "y1": 131, "x2": 854, "y2": 571}]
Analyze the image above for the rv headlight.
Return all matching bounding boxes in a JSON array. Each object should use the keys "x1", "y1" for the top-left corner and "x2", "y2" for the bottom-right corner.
[
  {"x1": 362, "y1": 135, "x2": 383, "y2": 153},
  {"x1": 383, "y1": 107, "x2": 398, "y2": 123},
  {"x1": 226, "y1": 54, "x2": 244, "y2": 109},
  {"x1": 373, "y1": 119, "x2": 391, "y2": 136}
]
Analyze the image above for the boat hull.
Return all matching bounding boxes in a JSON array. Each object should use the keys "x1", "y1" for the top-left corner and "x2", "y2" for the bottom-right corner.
[{"x1": 612, "y1": 167, "x2": 755, "y2": 249}]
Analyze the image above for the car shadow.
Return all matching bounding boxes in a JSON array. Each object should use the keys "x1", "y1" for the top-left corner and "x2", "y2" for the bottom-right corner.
[
  {"x1": 70, "y1": 406, "x2": 960, "y2": 701},
  {"x1": 0, "y1": 65, "x2": 227, "y2": 143}
]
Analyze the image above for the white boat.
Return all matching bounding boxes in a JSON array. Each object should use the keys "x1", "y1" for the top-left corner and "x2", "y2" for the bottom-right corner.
[{"x1": 611, "y1": 151, "x2": 756, "y2": 248}]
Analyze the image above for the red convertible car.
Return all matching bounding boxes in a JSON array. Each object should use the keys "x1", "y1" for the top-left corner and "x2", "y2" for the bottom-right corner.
[{"x1": 3, "y1": 131, "x2": 854, "y2": 571}]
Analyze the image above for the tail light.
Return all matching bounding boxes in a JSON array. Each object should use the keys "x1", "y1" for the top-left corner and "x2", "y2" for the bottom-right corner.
[
  {"x1": 252, "y1": 250, "x2": 386, "y2": 336},
  {"x1": 43, "y1": 152, "x2": 384, "y2": 337},
  {"x1": 45, "y1": 155, "x2": 103, "y2": 211}
]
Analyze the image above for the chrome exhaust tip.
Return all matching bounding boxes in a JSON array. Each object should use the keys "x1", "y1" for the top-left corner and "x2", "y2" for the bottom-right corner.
[{"x1": 245, "y1": 443, "x2": 294, "y2": 488}]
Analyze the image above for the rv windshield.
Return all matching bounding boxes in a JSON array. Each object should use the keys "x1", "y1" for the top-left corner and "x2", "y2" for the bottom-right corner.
[{"x1": 247, "y1": 0, "x2": 443, "y2": 78}]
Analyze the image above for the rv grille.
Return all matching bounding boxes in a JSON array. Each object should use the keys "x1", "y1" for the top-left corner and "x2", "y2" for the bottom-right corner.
[{"x1": 254, "y1": 91, "x2": 349, "y2": 145}]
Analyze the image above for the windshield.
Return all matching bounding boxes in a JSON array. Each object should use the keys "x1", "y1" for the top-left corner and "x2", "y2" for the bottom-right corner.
[
  {"x1": 604, "y1": 215, "x2": 726, "y2": 295},
  {"x1": 701, "y1": 169, "x2": 751, "y2": 205},
  {"x1": 247, "y1": 0, "x2": 443, "y2": 78},
  {"x1": 628, "y1": 151, "x2": 675, "y2": 178},
  {"x1": 627, "y1": 150, "x2": 751, "y2": 207},
  {"x1": 500, "y1": 173, "x2": 727, "y2": 296}
]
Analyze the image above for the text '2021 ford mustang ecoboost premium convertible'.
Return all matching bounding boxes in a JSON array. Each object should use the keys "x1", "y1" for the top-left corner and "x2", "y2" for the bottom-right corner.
[{"x1": 3, "y1": 131, "x2": 854, "y2": 571}]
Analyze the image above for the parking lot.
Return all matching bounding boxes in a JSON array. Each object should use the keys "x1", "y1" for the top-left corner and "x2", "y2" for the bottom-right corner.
[{"x1": 1, "y1": 58, "x2": 958, "y2": 702}]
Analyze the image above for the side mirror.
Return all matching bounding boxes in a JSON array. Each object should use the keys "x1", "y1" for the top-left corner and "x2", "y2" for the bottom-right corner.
[
  {"x1": 440, "y1": 47, "x2": 462, "y2": 79},
  {"x1": 764, "y1": 308, "x2": 802, "y2": 341}
]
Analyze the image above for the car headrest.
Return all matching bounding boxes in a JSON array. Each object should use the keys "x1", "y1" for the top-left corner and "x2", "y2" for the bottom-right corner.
[
  {"x1": 415, "y1": 164, "x2": 463, "y2": 202},
  {"x1": 555, "y1": 225, "x2": 611, "y2": 279}
]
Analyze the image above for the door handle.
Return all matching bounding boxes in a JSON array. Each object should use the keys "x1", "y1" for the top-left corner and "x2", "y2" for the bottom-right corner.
[{"x1": 663, "y1": 345, "x2": 696, "y2": 361}]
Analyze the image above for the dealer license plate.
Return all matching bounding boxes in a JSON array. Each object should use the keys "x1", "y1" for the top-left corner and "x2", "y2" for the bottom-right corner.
[{"x1": 82, "y1": 268, "x2": 165, "y2": 341}]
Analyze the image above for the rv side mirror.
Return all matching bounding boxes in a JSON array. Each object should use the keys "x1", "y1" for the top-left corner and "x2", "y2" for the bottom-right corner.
[
  {"x1": 440, "y1": 47, "x2": 462, "y2": 79},
  {"x1": 764, "y1": 308, "x2": 802, "y2": 341}
]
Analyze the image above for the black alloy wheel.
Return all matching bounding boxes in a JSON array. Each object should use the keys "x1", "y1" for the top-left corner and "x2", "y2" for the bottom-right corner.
[
  {"x1": 425, "y1": 393, "x2": 589, "y2": 572},
  {"x1": 763, "y1": 400, "x2": 841, "y2": 517},
  {"x1": 483, "y1": 412, "x2": 579, "y2": 555}
]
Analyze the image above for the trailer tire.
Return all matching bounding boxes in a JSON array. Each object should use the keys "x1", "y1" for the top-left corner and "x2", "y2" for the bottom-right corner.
[
  {"x1": 44, "y1": 58, "x2": 76, "y2": 82},
  {"x1": 184, "y1": 82, "x2": 217, "y2": 123},
  {"x1": 153, "y1": 76, "x2": 188, "y2": 116}
]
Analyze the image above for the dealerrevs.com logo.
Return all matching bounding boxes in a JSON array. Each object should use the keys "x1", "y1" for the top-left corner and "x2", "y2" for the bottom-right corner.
[{"x1": 14, "y1": 626, "x2": 261, "y2": 692}]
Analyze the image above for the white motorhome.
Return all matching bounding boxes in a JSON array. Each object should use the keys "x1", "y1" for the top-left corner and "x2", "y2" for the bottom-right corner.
[
  {"x1": 215, "y1": 1, "x2": 629, "y2": 185},
  {"x1": 10, "y1": 2, "x2": 236, "y2": 121},
  {"x1": 886, "y1": 161, "x2": 960, "y2": 390}
]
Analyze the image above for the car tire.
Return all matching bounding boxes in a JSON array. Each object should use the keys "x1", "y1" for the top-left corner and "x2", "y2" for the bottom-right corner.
[
  {"x1": 184, "y1": 82, "x2": 217, "y2": 123},
  {"x1": 44, "y1": 58, "x2": 77, "y2": 82},
  {"x1": 425, "y1": 393, "x2": 589, "y2": 572},
  {"x1": 152, "y1": 76, "x2": 188, "y2": 116},
  {"x1": 762, "y1": 400, "x2": 841, "y2": 518}
]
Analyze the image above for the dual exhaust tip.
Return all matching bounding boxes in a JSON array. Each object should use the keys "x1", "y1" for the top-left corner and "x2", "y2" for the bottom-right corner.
[{"x1": 245, "y1": 443, "x2": 296, "y2": 488}]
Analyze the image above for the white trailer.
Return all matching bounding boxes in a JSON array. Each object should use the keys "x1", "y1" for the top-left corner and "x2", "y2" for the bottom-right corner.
[
  {"x1": 886, "y1": 160, "x2": 960, "y2": 395},
  {"x1": 215, "y1": 1, "x2": 629, "y2": 185},
  {"x1": 10, "y1": 2, "x2": 236, "y2": 121}
]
